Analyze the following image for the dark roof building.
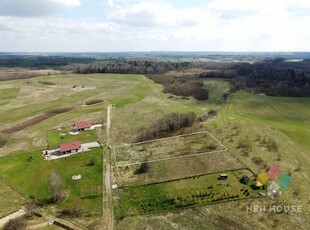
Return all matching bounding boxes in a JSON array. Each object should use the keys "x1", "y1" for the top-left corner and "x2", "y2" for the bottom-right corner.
[{"x1": 240, "y1": 175, "x2": 250, "y2": 184}]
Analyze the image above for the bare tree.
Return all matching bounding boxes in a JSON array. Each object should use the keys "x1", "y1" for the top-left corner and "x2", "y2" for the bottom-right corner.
[
  {"x1": 48, "y1": 170, "x2": 65, "y2": 203},
  {"x1": 24, "y1": 202, "x2": 37, "y2": 216}
]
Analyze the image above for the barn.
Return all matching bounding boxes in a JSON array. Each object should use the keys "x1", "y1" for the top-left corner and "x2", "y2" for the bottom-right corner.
[
  {"x1": 73, "y1": 121, "x2": 92, "y2": 131},
  {"x1": 59, "y1": 141, "x2": 81, "y2": 154}
]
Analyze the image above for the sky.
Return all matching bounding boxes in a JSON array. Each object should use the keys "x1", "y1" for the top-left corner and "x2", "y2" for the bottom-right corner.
[{"x1": 0, "y1": 0, "x2": 309, "y2": 52}]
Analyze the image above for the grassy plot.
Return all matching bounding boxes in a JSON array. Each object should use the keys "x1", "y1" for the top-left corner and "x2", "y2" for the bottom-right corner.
[
  {"x1": 114, "y1": 169, "x2": 259, "y2": 219},
  {"x1": 0, "y1": 147, "x2": 103, "y2": 217},
  {"x1": 47, "y1": 128, "x2": 99, "y2": 148},
  {"x1": 0, "y1": 180, "x2": 25, "y2": 218},
  {"x1": 0, "y1": 88, "x2": 20, "y2": 106},
  {"x1": 114, "y1": 151, "x2": 246, "y2": 186},
  {"x1": 224, "y1": 93, "x2": 310, "y2": 151},
  {"x1": 114, "y1": 132, "x2": 224, "y2": 165},
  {"x1": 203, "y1": 80, "x2": 230, "y2": 103}
]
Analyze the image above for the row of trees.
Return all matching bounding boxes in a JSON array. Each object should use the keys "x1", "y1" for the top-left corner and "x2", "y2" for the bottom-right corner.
[
  {"x1": 134, "y1": 112, "x2": 197, "y2": 142},
  {"x1": 64, "y1": 60, "x2": 233, "y2": 75},
  {"x1": 199, "y1": 61, "x2": 310, "y2": 97}
]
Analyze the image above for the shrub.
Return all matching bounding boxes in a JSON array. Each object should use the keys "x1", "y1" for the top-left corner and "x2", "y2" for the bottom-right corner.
[
  {"x1": 134, "y1": 112, "x2": 196, "y2": 142},
  {"x1": 134, "y1": 162, "x2": 149, "y2": 174},
  {"x1": 207, "y1": 143, "x2": 217, "y2": 150},
  {"x1": 193, "y1": 87, "x2": 209, "y2": 100},
  {"x1": 0, "y1": 133, "x2": 7, "y2": 148},
  {"x1": 87, "y1": 158, "x2": 96, "y2": 166},
  {"x1": 85, "y1": 99, "x2": 103, "y2": 105},
  {"x1": 38, "y1": 80, "x2": 56, "y2": 85},
  {"x1": 3, "y1": 216, "x2": 26, "y2": 230},
  {"x1": 236, "y1": 136, "x2": 252, "y2": 152}
]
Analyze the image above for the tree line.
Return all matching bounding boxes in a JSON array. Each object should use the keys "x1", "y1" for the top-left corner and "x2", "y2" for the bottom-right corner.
[{"x1": 198, "y1": 60, "x2": 310, "y2": 97}]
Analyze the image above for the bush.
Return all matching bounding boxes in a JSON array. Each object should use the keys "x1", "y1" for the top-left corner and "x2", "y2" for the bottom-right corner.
[
  {"x1": 38, "y1": 80, "x2": 56, "y2": 85},
  {"x1": 193, "y1": 87, "x2": 209, "y2": 100},
  {"x1": 134, "y1": 162, "x2": 149, "y2": 174},
  {"x1": 87, "y1": 158, "x2": 96, "y2": 166},
  {"x1": 3, "y1": 216, "x2": 26, "y2": 230},
  {"x1": 134, "y1": 112, "x2": 197, "y2": 142},
  {"x1": 236, "y1": 136, "x2": 252, "y2": 152},
  {"x1": 0, "y1": 133, "x2": 7, "y2": 147},
  {"x1": 147, "y1": 75, "x2": 209, "y2": 100},
  {"x1": 85, "y1": 99, "x2": 103, "y2": 105}
]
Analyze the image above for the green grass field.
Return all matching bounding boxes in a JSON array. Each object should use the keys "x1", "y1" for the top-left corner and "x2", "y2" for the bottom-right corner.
[
  {"x1": 1, "y1": 72, "x2": 309, "y2": 229},
  {"x1": 114, "y1": 91, "x2": 310, "y2": 230},
  {"x1": 0, "y1": 180, "x2": 25, "y2": 218},
  {"x1": 47, "y1": 128, "x2": 99, "y2": 148},
  {"x1": 114, "y1": 169, "x2": 259, "y2": 219},
  {"x1": 0, "y1": 147, "x2": 103, "y2": 217}
]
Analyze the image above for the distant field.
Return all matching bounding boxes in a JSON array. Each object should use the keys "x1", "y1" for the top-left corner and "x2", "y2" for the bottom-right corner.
[
  {"x1": 0, "y1": 148, "x2": 103, "y2": 218},
  {"x1": 113, "y1": 169, "x2": 259, "y2": 219}
]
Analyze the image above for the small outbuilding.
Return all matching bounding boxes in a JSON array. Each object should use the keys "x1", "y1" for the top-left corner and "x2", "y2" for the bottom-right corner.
[
  {"x1": 252, "y1": 180, "x2": 263, "y2": 189},
  {"x1": 59, "y1": 141, "x2": 81, "y2": 154},
  {"x1": 73, "y1": 121, "x2": 92, "y2": 131},
  {"x1": 267, "y1": 181, "x2": 280, "y2": 198},
  {"x1": 218, "y1": 173, "x2": 228, "y2": 180},
  {"x1": 240, "y1": 175, "x2": 250, "y2": 184}
]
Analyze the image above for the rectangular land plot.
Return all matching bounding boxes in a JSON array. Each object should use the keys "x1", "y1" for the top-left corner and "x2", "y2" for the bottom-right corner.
[
  {"x1": 0, "y1": 180, "x2": 24, "y2": 218},
  {"x1": 114, "y1": 150, "x2": 246, "y2": 187},
  {"x1": 113, "y1": 169, "x2": 259, "y2": 219},
  {"x1": 114, "y1": 131, "x2": 226, "y2": 166},
  {"x1": 47, "y1": 128, "x2": 98, "y2": 148}
]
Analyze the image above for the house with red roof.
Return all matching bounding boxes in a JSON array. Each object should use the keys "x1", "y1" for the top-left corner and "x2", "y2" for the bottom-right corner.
[
  {"x1": 73, "y1": 121, "x2": 92, "y2": 131},
  {"x1": 59, "y1": 141, "x2": 81, "y2": 154}
]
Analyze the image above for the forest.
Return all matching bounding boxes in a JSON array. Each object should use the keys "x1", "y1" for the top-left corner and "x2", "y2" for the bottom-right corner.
[{"x1": 69, "y1": 59, "x2": 310, "y2": 97}]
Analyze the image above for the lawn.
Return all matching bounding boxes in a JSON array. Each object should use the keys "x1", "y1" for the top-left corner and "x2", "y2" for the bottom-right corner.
[
  {"x1": 113, "y1": 169, "x2": 259, "y2": 219},
  {"x1": 47, "y1": 128, "x2": 99, "y2": 148},
  {"x1": 0, "y1": 147, "x2": 103, "y2": 217},
  {"x1": 0, "y1": 180, "x2": 25, "y2": 218}
]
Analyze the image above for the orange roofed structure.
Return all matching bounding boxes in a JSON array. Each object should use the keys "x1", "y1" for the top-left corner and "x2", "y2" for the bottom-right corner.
[
  {"x1": 59, "y1": 141, "x2": 81, "y2": 154},
  {"x1": 73, "y1": 121, "x2": 92, "y2": 131}
]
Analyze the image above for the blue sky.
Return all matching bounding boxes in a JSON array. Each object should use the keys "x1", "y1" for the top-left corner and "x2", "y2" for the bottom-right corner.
[{"x1": 0, "y1": 0, "x2": 309, "y2": 52}]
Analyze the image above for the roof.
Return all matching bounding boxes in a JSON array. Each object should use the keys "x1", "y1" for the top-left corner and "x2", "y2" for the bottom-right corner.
[
  {"x1": 253, "y1": 181, "x2": 263, "y2": 187},
  {"x1": 74, "y1": 121, "x2": 92, "y2": 129},
  {"x1": 219, "y1": 173, "x2": 228, "y2": 177},
  {"x1": 59, "y1": 141, "x2": 81, "y2": 152},
  {"x1": 268, "y1": 164, "x2": 281, "y2": 180},
  {"x1": 267, "y1": 181, "x2": 280, "y2": 192}
]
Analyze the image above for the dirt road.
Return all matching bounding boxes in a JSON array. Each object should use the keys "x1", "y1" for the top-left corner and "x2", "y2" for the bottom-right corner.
[
  {"x1": 103, "y1": 105, "x2": 114, "y2": 230},
  {"x1": 0, "y1": 209, "x2": 25, "y2": 228}
]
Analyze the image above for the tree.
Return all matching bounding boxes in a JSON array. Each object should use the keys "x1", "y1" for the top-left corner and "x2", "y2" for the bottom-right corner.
[
  {"x1": 87, "y1": 158, "x2": 96, "y2": 166},
  {"x1": 48, "y1": 170, "x2": 65, "y2": 203},
  {"x1": 24, "y1": 202, "x2": 37, "y2": 216}
]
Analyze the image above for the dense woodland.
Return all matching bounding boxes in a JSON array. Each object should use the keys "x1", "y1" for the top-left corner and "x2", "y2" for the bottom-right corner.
[
  {"x1": 1, "y1": 54, "x2": 310, "y2": 97},
  {"x1": 199, "y1": 60, "x2": 310, "y2": 97},
  {"x1": 69, "y1": 59, "x2": 310, "y2": 97}
]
